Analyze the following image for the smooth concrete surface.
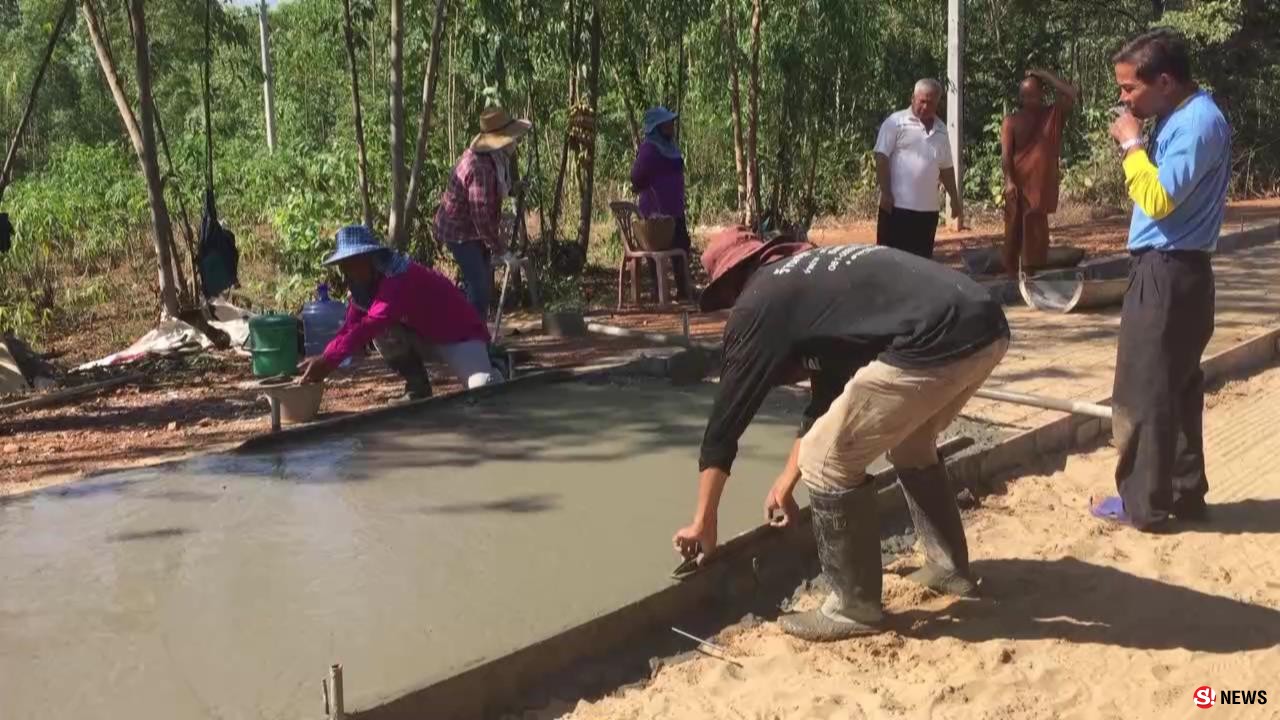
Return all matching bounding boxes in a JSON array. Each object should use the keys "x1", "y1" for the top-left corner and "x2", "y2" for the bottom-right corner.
[{"x1": 0, "y1": 379, "x2": 809, "y2": 719}]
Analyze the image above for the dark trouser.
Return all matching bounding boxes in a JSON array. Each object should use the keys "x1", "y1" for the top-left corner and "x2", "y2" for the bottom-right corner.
[
  {"x1": 448, "y1": 240, "x2": 491, "y2": 321},
  {"x1": 1112, "y1": 250, "x2": 1215, "y2": 528},
  {"x1": 877, "y1": 207, "x2": 940, "y2": 260},
  {"x1": 650, "y1": 216, "x2": 692, "y2": 299}
]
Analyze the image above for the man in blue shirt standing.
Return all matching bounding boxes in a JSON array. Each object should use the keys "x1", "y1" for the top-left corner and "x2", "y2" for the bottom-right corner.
[{"x1": 1091, "y1": 29, "x2": 1231, "y2": 531}]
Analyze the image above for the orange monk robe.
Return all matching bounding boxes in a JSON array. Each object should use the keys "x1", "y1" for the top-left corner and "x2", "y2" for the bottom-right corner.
[{"x1": 1004, "y1": 102, "x2": 1069, "y2": 276}]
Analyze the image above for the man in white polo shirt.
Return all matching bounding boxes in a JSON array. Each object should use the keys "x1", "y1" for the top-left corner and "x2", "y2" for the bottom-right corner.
[{"x1": 874, "y1": 78, "x2": 963, "y2": 259}]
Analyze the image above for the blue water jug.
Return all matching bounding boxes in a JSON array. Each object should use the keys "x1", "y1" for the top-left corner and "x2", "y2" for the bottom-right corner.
[{"x1": 301, "y1": 284, "x2": 347, "y2": 357}]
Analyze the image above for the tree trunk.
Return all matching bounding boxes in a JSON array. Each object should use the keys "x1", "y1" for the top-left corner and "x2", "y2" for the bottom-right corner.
[
  {"x1": 547, "y1": 0, "x2": 584, "y2": 248},
  {"x1": 399, "y1": 0, "x2": 449, "y2": 250},
  {"x1": 447, "y1": 24, "x2": 456, "y2": 154},
  {"x1": 152, "y1": 103, "x2": 196, "y2": 307},
  {"x1": 386, "y1": 0, "x2": 408, "y2": 243},
  {"x1": 576, "y1": 0, "x2": 603, "y2": 253},
  {"x1": 529, "y1": 88, "x2": 548, "y2": 248},
  {"x1": 0, "y1": 0, "x2": 73, "y2": 202},
  {"x1": 81, "y1": 0, "x2": 144, "y2": 158},
  {"x1": 257, "y1": 0, "x2": 277, "y2": 152},
  {"x1": 722, "y1": 0, "x2": 747, "y2": 221},
  {"x1": 341, "y1": 0, "x2": 373, "y2": 228},
  {"x1": 612, "y1": 67, "x2": 641, "y2": 150},
  {"x1": 126, "y1": 0, "x2": 180, "y2": 317},
  {"x1": 675, "y1": 27, "x2": 686, "y2": 144},
  {"x1": 803, "y1": 124, "x2": 820, "y2": 229},
  {"x1": 547, "y1": 126, "x2": 572, "y2": 248},
  {"x1": 746, "y1": 0, "x2": 764, "y2": 226}
]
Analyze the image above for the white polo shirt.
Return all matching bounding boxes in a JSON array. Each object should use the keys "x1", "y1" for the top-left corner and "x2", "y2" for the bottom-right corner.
[{"x1": 873, "y1": 109, "x2": 953, "y2": 213}]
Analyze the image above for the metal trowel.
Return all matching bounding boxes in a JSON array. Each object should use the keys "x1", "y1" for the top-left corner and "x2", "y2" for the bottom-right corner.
[{"x1": 671, "y1": 543, "x2": 708, "y2": 581}]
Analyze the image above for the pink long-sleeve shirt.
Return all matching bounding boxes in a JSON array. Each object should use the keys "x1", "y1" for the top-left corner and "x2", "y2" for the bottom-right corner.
[{"x1": 321, "y1": 261, "x2": 490, "y2": 367}]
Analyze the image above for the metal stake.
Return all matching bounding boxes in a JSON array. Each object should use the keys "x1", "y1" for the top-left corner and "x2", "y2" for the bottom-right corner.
[{"x1": 670, "y1": 627, "x2": 744, "y2": 667}]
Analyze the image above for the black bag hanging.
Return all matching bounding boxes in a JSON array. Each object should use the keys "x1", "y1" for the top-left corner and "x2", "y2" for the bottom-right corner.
[
  {"x1": 0, "y1": 213, "x2": 12, "y2": 254},
  {"x1": 195, "y1": 0, "x2": 238, "y2": 298},
  {"x1": 198, "y1": 190, "x2": 237, "y2": 298}
]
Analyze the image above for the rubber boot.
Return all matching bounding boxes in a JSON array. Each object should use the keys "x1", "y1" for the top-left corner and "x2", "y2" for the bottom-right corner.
[
  {"x1": 384, "y1": 351, "x2": 432, "y2": 403},
  {"x1": 779, "y1": 482, "x2": 884, "y2": 642},
  {"x1": 898, "y1": 463, "x2": 978, "y2": 597}
]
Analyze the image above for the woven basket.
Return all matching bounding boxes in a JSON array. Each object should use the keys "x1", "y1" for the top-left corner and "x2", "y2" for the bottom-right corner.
[{"x1": 634, "y1": 215, "x2": 676, "y2": 251}]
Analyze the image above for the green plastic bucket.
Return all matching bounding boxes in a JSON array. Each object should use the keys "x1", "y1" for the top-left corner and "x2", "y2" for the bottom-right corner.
[{"x1": 248, "y1": 313, "x2": 299, "y2": 378}]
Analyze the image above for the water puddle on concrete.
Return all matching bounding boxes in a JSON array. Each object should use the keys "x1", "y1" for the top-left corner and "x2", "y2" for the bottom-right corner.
[{"x1": 0, "y1": 378, "x2": 999, "y2": 719}]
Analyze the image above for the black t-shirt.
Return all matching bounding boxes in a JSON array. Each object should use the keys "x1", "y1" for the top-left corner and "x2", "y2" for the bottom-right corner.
[{"x1": 699, "y1": 244, "x2": 1009, "y2": 472}]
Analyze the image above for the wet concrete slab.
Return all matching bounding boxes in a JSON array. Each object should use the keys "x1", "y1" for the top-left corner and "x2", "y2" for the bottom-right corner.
[{"x1": 0, "y1": 377, "x2": 997, "y2": 719}]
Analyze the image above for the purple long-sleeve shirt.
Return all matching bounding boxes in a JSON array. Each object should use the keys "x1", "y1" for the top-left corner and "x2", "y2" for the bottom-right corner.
[
  {"x1": 630, "y1": 141, "x2": 686, "y2": 218},
  {"x1": 321, "y1": 261, "x2": 490, "y2": 367}
]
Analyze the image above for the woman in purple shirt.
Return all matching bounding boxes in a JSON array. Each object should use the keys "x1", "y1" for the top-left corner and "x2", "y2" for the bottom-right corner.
[{"x1": 630, "y1": 106, "x2": 691, "y2": 300}]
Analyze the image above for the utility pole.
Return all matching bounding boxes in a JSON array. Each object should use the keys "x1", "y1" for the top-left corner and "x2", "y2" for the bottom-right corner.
[
  {"x1": 258, "y1": 0, "x2": 278, "y2": 152},
  {"x1": 946, "y1": 0, "x2": 963, "y2": 227}
]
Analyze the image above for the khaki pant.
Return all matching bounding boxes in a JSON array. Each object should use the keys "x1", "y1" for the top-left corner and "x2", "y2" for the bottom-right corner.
[{"x1": 799, "y1": 338, "x2": 1009, "y2": 492}]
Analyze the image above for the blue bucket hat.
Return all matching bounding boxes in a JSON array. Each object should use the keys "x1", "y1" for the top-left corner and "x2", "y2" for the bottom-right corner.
[
  {"x1": 323, "y1": 225, "x2": 388, "y2": 265},
  {"x1": 642, "y1": 106, "x2": 679, "y2": 136}
]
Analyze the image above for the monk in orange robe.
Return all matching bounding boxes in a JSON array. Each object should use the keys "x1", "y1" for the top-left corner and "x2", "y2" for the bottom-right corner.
[{"x1": 1001, "y1": 69, "x2": 1079, "y2": 279}]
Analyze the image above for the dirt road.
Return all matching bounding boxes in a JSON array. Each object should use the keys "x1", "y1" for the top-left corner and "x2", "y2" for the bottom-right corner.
[{"x1": 549, "y1": 364, "x2": 1280, "y2": 720}]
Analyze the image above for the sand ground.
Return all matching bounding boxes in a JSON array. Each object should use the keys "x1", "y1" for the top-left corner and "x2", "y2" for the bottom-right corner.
[{"x1": 543, "y1": 364, "x2": 1280, "y2": 720}]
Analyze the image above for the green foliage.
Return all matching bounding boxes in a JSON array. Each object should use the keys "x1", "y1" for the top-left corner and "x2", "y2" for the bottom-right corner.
[
  {"x1": 1061, "y1": 107, "x2": 1129, "y2": 210},
  {"x1": 1, "y1": 0, "x2": 1279, "y2": 343}
]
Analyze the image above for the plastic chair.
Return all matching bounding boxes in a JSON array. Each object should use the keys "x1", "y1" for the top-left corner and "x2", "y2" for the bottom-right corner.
[{"x1": 609, "y1": 201, "x2": 693, "y2": 309}]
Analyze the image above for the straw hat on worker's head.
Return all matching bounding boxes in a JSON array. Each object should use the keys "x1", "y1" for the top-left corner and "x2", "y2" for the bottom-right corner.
[{"x1": 470, "y1": 107, "x2": 533, "y2": 153}]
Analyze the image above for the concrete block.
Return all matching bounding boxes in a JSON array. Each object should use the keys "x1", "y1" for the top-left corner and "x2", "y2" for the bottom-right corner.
[
  {"x1": 1074, "y1": 418, "x2": 1101, "y2": 448},
  {"x1": 980, "y1": 432, "x2": 1035, "y2": 478},
  {"x1": 1033, "y1": 417, "x2": 1073, "y2": 455},
  {"x1": 542, "y1": 311, "x2": 588, "y2": 337}
]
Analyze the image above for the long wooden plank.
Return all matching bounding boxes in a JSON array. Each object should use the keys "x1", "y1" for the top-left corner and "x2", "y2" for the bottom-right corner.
[{"x1": 0, "y1": 373, "x2": 143, "y2": 414}]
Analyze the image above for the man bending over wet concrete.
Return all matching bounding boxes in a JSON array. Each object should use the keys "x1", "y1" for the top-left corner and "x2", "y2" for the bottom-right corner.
[
  {"x1": 672, "y1": 228, "x2": 1010, "y2": 642},
  {"x1": 300, "y1": 225, "x2": 502, "y2": 400}
]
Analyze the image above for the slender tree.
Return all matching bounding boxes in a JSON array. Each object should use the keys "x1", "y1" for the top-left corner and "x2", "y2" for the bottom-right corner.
[
  {"x1": 0, "y1": 0, "x2": 74, "y2": 203},
  {"x1": 722, "y1": 0, "x2": 747, "y2": 220},
  {"x1": 386, "y1": 0, "x2": 407, "y2": 242},
  {"x1": 576, "y1": 0, "x2": 603, "y2": 253},
  {"x1": 399, "y1": 0, "x2": 449, "y2": 250},
  {"x1": 745, "y1": 0, "x2": 764, "y2": 226},
  {"x1": 81, "y1": 0, "x2": 180, "y2": 317},
  {"x1": 340, "y1": 0, "x2": 373, "y2": 228}
]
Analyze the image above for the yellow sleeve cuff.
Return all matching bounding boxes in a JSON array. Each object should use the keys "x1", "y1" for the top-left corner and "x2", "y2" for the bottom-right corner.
[{"x1": 1123, "y1": 149, "x2": 1175, "y2": 220}]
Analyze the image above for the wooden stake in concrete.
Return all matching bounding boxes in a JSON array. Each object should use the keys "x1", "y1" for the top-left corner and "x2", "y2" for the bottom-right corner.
[{"x1": 324, "y1": 663, "x2": 345, "y2": 720}]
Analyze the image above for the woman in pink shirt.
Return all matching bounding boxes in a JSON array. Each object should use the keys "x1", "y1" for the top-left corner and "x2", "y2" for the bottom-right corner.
[{"x1": 299, "y1": 225, "x2": 498, "y2": 401}]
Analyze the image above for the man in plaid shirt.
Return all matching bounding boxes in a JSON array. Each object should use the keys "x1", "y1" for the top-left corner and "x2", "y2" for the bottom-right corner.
[{"x1": 436, "y1": 107, "x2": 531, "y2": 319}]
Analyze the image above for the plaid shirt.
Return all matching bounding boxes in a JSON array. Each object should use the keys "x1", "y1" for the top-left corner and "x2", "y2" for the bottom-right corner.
[{"x1": 435, "y1": 149, "x2": 506, "y2": 253}]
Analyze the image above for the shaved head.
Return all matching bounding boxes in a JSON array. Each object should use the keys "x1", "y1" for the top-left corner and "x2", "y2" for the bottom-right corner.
[{"x1": 1019, "y1": 75, "x2": 1045, "y2": 110}]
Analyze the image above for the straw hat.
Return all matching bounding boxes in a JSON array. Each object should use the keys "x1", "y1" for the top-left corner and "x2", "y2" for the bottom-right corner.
[
  {"x1": 699, "y1": 227, "x2": 812, "y2": 311},
  {"x1": 470, "y1": 107, "x2": 533, "y2": 153}
]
